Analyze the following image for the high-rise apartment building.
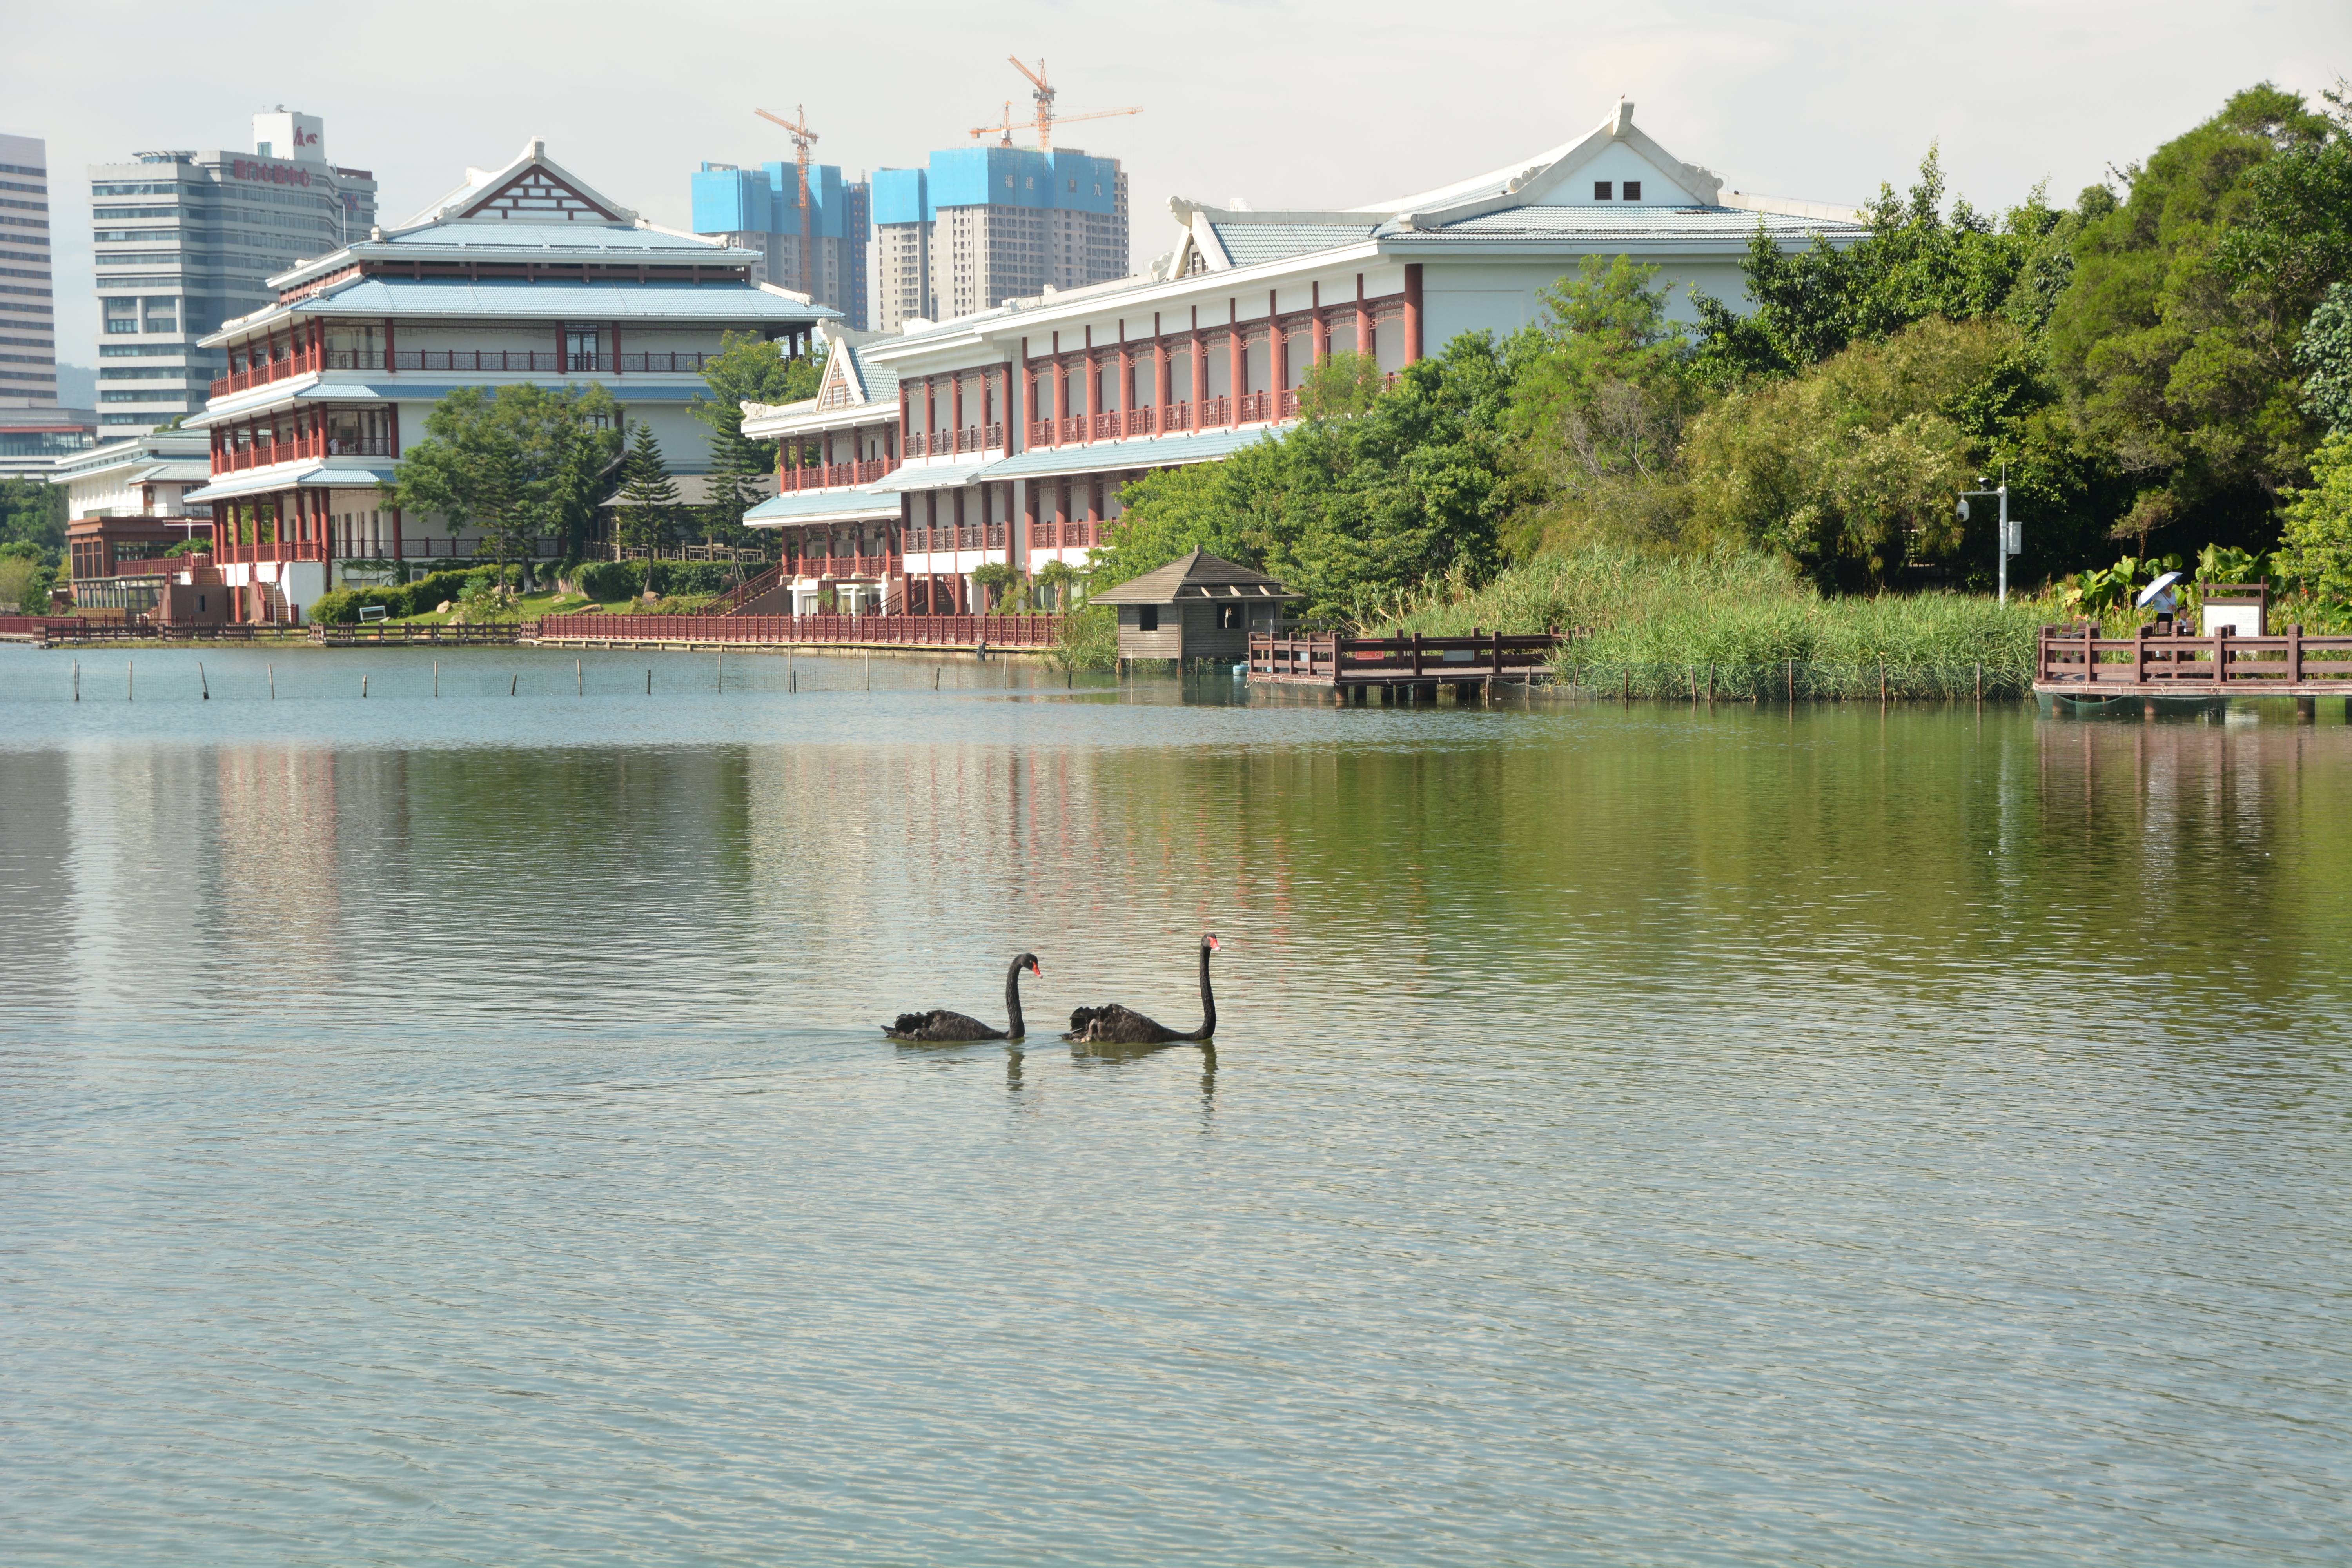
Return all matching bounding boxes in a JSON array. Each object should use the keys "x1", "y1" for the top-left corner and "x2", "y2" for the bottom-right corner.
[
  {"x1": 691, "y1": 161, "x2": 869, "y2": 328},
  {"x1": 0, "y1": 132, "x2": 57, "y2": 407},
  {"x1": 871, "y1": 146, "x2": 1128, "y2": 331},
  {"x1": 89, "y1": 110, "x2": 376, "y2": 435}
]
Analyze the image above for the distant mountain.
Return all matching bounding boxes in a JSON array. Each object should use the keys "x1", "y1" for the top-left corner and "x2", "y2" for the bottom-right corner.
[{"x1": 55, "y1": 364, "x2": 96, "y2": 408}]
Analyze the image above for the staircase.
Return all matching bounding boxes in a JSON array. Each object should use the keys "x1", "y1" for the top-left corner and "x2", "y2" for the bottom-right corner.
[{"x1": 704, "y1": 562, "x2": 786, "y2": 617}]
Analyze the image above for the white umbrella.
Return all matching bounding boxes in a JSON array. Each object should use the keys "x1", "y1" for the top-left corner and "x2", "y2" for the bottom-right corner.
[{"x1": 2136, "y1": 570, "x2": 2184, "y2": 608}]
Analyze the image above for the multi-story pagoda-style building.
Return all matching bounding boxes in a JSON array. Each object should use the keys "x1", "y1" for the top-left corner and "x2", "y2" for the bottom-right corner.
[
  {"x1": 739, "y1": 100, "x2": 1864, "y2": 621},
  {"x1": 177, "y1": 140, "x2": 835, "y2": 622}
]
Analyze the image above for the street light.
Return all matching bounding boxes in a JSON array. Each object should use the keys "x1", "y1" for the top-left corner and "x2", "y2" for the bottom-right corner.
[{"x1": 1958, "y1": 463, "x2": 2018, "y2": 603}]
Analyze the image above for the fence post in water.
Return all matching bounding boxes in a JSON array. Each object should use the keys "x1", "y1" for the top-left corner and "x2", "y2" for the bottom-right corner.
[
  {"x1": 1622, "y1": 668, "x2": 1630, "y2": 704},
  {"x1": 199, "y1": 661, "x2": 209, "y2": 701},
  {"x1": 127, "y1": 660, "x2": 132, "y2": 701},
  {"x1": 72, "y1": 658, "x2": 78, "y2": 701},
  {"x1": 866, "y1": 650, "x2": 871, "y2": 691},
  {"x1": 433, "y1": 660, "x2": 439, "y2": 698},
  {"x1": 1879, "y1": 661, "x2": 1887, "y2": 705},
  {"x1": 361, "y1": 674, "x2": 367, "y2": 698},
  {"x1": 510, "y1": 672, "x2": 518, "y2": 696},
  {"x1": 1707, "y1": 664, "x2": 1715, "y2": 706},
  {"x1": 717, "y1": 650, "x2": 722, "y2": 693},
  {"x1": 1975, "y1": 662, "x2": 1982, "y2": 704},
  {"x1": 1788, "y1": 658, "x2": 1795, "y2": 704},
  {"x1": 646, "y1": 668, "x2": 652, "y2": 695},
  {"x1": 577, "y1": 659, "x2": 583, "y2": 696}
]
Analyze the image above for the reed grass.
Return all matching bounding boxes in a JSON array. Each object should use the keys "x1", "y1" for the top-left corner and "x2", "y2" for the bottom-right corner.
[{"x1": 1383, "y1": 546, "x2": 2046, "y2": 698}]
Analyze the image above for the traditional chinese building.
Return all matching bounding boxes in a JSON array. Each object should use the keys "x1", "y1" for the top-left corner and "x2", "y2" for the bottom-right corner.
[
  {"x1": 735, "y1": 100, "x2": 1862, "y2": 622},
  {"x1": 176, "y1": 140, "x2": 835, "y2": 622}
]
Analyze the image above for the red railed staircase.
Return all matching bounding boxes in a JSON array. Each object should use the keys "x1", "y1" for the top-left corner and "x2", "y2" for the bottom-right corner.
[{"x1": 703, "y1": 562, "x2": 786, "y2": 617}]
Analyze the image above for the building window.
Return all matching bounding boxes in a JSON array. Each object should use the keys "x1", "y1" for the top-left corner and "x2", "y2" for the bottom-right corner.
[
  {"x1": 1623, "y1": 180, "x2": 1642, "y2": 202},
  {"x1": 1593, "y1": 181, "x2": 1613, "y2": 200},
  {"x1": 1218, "y1": 603, "x2": 1242, "y2": 629},
  {"x1": 564, "y1": 324, "x2": 601, "y2": 372},
  {"x1": 1138, "y1": 605, "x2": 1158, "y2": 632}
]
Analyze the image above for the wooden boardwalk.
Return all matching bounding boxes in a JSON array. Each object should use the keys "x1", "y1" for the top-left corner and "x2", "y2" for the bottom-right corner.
[
  {"x1": 2033, "y1": 622, "x2": 2352, "y2": 698},
  {"x1": 1249, "y1": 629, "x2": 1566, "y2": 699}
]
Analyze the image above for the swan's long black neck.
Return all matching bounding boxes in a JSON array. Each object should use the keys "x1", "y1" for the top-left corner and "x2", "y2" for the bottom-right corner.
[
  {"x1": 1187, "y1": 943, "x2": 1216, "y2": 1041},
  {"x1": 1004, "y1": 959, "x2": 1028, "y2": 1040}
]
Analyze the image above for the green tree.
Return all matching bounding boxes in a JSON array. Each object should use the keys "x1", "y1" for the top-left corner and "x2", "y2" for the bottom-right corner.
[
  {"x1": 0, "y1": 477, "x2": 65, "y2": 560},
  {"x1": 385, "y1": 383, "x2": 622, "y2": 596},
  {"x1": 1506, "y1": 256, "x2": 1703, "y2": 554},
  {"x1": 691, "y1": 330, "x2": 821, "y2": 545},
  {"x1": 2046, "y1": 84, "x2": 2342, "y2": 550},
  {"x1": 1691, "y1": 148, "x2": 2068, "y2": 383},
  {"x1": 613, "y1": 420, "x2": 682, "y2": 558},
  {"x1": 1033, "y1": 557, "x2": 1079, "y2": 612},
  {"x1": 2297, "y1": 281, "x2": 2352, "y2": 436},
  {"x1": 2278, "y1": 431, "x2": 2352, "y2": 600},
  {"x1": 1683, "y1": 318, "x2": 2014, "y2": 589}
]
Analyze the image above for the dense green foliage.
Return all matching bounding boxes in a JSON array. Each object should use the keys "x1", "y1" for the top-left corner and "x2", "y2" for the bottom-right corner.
[
  {"x1": 0, "y1": 477, "x2": 64, "y2": 561},
  {"x1": 2279, "y1": 432, "x2": 2352, "y2": 602},
  {"x1": 386, "y1": 384, "x2": 623, "y2": 585},
  {"x1": 691, "y1": 332, "x2": 821, "y2": 544},
  {"x1": 575, "y1": 557, "x2": 735, "y2": 602}
]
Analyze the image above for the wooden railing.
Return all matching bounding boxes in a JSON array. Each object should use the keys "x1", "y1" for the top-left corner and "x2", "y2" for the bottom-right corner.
[
  {"x1": 527, "y1": 612, "x2": 1063, "y2": 647},
  {"x1": 777, "y1": 456, "x2": 898, "y2": 492},
  {"x1": 788, "y1": 553, "x2": 898, "y2": 579},
  {"x1": 2036, "y1": 622, "x2": 2352, "y2": 688},
  {"x1": 1249, "y1": 628, "x2": 1567, "y2": 685},
  {"x1": 704, "y1": 563, "x2": 785, "y2": 616},
  {"x1": 312, "y1": 622, "x2": 524, "y2": 646}
]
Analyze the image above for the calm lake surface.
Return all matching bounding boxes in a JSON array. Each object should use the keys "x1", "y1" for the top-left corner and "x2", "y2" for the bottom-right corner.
[{"x1": 2, "y1": 644, "x2": 2347, "y2": 1566}]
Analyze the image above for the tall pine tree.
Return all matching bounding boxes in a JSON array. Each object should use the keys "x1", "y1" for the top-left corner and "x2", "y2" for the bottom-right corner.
[{"x1": 614, "y1": 420, "x2": 682, "y2": 559}]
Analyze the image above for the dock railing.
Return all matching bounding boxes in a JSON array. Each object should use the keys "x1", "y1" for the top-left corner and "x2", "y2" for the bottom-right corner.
[
  {"x1": 1250, "y1": 628, "x2": 1566, "y2": 686},
  {"x1": 525, "y1": 613, "x2": 1062, "y2": 648},
  {"x1": 2036, "y1": 622, "x2": 2352, "y2": 690}
]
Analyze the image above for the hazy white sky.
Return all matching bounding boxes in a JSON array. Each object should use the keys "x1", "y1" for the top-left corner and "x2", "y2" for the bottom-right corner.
[{"x1": 8, "y1": 0, "x2": 2347, "y2": 358}]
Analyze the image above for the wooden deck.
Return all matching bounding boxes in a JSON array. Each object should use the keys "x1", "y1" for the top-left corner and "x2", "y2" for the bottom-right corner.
[
  {"x1": 1249, "y1": 629, "x2": 1565, "y2": 696},
  {"x1": 2033, "y1": 622, "x2": 2352, "y2": 697}
]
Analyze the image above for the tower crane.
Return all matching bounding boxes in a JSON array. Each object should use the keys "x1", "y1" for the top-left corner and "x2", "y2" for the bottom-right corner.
[
  {"x1": 753, "y1": 105, "x2": 818, "y2": 296},
  {"x1": 982, "y1": 58, "x2": 1138, "y2": 152}
]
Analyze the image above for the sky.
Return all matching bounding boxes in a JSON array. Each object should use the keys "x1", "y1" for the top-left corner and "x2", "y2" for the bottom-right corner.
[{"x1": 7, "y1": 0, "x2": 2348, "y2": 363}]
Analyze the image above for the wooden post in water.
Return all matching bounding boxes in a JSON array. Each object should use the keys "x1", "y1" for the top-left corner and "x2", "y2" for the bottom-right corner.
[
  {"x1": 127, "y1": 660, "x2": 132, "y2": 701},
  {"x1": 1879, "y1": 661, "x2": 1887, "y2": 706},
  {"x1": 72, "y1": 659, "x2": 78, "y2": 702},
  {"x1": 577, "y1": 659, "x2": 582, "y2": 695},
  {"x1": 199, "y1": 661, "x2": 209, "y2": 701},
  {"x1": 433, "y1": 660, "x2": 439, "y2": 697},
  {"x1": 361, "y1": 674, "x2": 367, "y2": 698},
  {"x1": 717, "y1": 650, "x2": 722, "y2": 693},
  {"x1": 1787, "y1": 658, "x2": 1795, "y2": 704},
  {"x1": 1975, "y1": 662, "x2": 1982, "y2": 704},
  {"x1": 510, "y1": 672, "x2": 517, "y2": 696},
  {"x1": 268, "y1": 664, "x2": 274, "y2": 700},
  {"x1": 646, "y1": 668, "x2": 652, "y2": 695}
]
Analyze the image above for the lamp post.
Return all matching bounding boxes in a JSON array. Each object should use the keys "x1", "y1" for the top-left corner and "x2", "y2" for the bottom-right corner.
[{"x1": 1958, "y1": 463, "x2": 2017, "y2": 603}]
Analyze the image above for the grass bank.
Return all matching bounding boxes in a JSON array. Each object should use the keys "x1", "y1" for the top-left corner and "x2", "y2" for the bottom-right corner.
[{"x1": 1383, "y1": 547, "x2": 2046, "y2": 698}]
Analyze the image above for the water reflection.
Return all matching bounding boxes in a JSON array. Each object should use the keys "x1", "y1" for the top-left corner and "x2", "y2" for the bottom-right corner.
[{"x1": 3, "y1": 677, "x2": 2349, "y2": 1565}]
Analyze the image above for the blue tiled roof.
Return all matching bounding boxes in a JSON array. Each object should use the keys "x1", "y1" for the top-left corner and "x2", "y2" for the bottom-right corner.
[
  {"x1": 743, "y1": 488, "x2": 899, "y2": 523},
  {"x1": 981, "y1": 425, "x2": 1282, "y2": 481},
  {"x1": 1210, "y1": 223, "x2": 1380, "y2": 266},
  {"x1": 295, "y1": 278, "x2": 836, "y2": 321},
  {"x1": 1398, "y1": 205, "x2": 1863, "y2": 241}
]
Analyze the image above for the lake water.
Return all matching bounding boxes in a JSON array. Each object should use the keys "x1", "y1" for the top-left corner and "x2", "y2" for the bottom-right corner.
[{"x1": 3, "y1": 644, "x2": 2347, "y2": 1566}]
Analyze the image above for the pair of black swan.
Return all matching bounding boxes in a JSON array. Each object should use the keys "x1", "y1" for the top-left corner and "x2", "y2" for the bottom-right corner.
[{"x1": 883, "y1": 934, "x2": 1219, "y2": 1044}]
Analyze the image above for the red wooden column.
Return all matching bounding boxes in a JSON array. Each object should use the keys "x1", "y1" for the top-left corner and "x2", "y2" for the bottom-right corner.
[
  {"x1": 1021, "y1": 339, "x2": 1035, "y2": 447},
  {"x1": 1403, "y1": 263, "x2": 1423, "y2": 364},
  {"x1": 1312, "y1": 282, "x2": 1329, "y2": 365},
  {"x1": 1355, "y1": 273, "x2": 1370, "y2": 356},
  {"x1": 1118, "y1": 333, "x2": 1133, "y2": 436},
  {"x1": 1080, "y1": 333, "x2": 1096, "y2": 445},
  {"x1": 1269, "y1": 289, "x2": 1287, "y2": 405},
  {"x1": 952, "y1": 373, "x2": 965, "y2": 446},
  {"x1": 1156, "y1": 326, "x2": 1173, "y2": 416},
  {"x1": 1190, "y1": 313, "x2": 1207, "y2": 428},
  {"x1": 610, "y1": 322, "x2": 622, "y2": 377},
  {"x1": 1227, "y1": 302, "x2": 1244, "y2": 428},
  {"x1": 383, "y1": 318, "x2": 396, "y2": 374}
]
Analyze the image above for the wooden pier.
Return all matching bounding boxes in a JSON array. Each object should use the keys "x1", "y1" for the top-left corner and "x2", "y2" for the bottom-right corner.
[
  {"x1": 1249, "y1": 629, "x2": 1565, "y2": 699},
  {"x1": 521, "y1": 612, "x2": 1062, "y2": 653},
  {"x1": 2033, "y1": 622, "x2": 2352, "y2": 700}
]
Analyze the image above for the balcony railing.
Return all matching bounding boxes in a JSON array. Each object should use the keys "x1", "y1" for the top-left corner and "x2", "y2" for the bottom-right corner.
[
  {"x1": 1028, "y1": 521, "x2": 1102, "y2": 549},
  {"x1": 904, "y1": 424, "x2": 1005, "y2": 458},
  {"x1": 211, "y1": 345, "x2": 323, "y2": 399},
  {"x1": 777, "y1": 456, "x2": 899, "y2": 492},
  {"x1": 214, "y1": 433, "x2": 395, "y2": 473},
  {"x1": 788, "y1": 553, "x2": 898, "y2": 579}
]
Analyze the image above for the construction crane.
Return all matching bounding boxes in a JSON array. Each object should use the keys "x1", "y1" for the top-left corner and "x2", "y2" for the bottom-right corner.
[
  {"x1": 985, "y1": 57, "x2": 1139, "y2": 152},
  {"x1": 753, "y1": 105, "x2": 818, "y2": 296},
  {"x1": 968, "y1": 98, "x2": 1144, "y2": 149}
]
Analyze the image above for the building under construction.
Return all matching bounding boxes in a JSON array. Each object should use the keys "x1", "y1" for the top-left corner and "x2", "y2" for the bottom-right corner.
[
  {"x1": 691, "y1": 160, "x2": 871, "y2": 328},
  {"x1": 871, "y1": 146, "x2": 1129, "y2": 329}
]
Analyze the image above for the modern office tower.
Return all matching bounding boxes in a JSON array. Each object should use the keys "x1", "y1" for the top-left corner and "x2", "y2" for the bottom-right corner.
[
  {"x1": 0, "y1": 132, "x2": 57, "y2": 407},
  {"x1": 89, "y1": 109, "x2": 377, "y2": 435},
  {"x1": 691, "y1": 161, "x2": 870, "y2": 328},
  {"x1": 871, "y1": 146, "x2": 1129, "y2": 330}
]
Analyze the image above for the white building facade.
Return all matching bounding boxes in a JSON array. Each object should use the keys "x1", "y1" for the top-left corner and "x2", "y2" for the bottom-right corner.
[
  {"x1": 176, "y1": 141, "x2": 832, "y2": 622},
  {"x1": 740, "y1": 102, "x2": 1863, "y2": 618}
]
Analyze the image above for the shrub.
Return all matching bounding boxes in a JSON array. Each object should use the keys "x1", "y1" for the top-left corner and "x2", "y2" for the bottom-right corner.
[
  {"x1": 1054, "y1": 602, "x2": 1117, "y2": 670},
  {"x1": 577, "y1": 559, "x2": 641, "y2": 602},
  {"x1": 307, "y1": 586, "x2": 411, "y2": 624},
  {"x1": 403, "y1": 569, "x2": 472, "y2": 615}
]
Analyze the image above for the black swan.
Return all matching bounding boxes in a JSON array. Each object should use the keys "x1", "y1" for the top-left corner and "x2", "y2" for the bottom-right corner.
[
  {"x1": 1064, "y1": 933, "x2": 1219, "y2": 1044},
  {"x1": 886, "y1": 953, "x2": 1040, "y2": 1041}
]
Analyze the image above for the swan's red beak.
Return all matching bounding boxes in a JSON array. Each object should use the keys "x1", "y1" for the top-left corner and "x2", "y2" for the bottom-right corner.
[
  {"x1": 1030, "y1": 960, "x2": 1043, "y2": 976},
  {"x1": 1205, "y1": 934, "x2": 1222, "y2": 950}
]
